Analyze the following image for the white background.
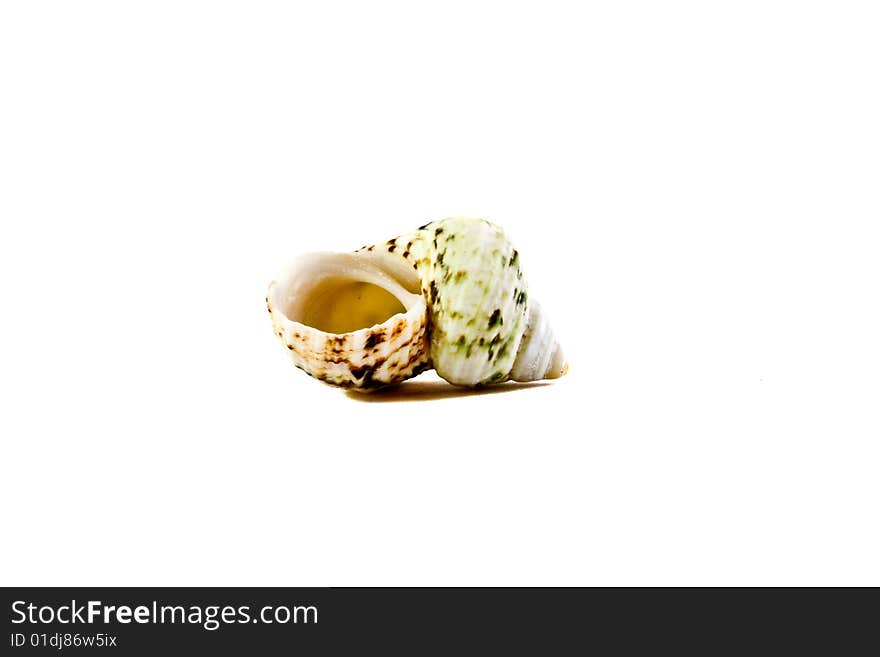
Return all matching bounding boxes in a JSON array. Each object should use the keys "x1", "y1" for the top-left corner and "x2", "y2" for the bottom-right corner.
[{"x1": 1, "y1": 1, "x2": 878, "y2": 586}]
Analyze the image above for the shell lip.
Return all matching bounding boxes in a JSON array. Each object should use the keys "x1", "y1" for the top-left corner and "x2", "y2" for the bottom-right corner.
[{"x1": 269, "y1": 252, "x2": 422, "y2": 313}]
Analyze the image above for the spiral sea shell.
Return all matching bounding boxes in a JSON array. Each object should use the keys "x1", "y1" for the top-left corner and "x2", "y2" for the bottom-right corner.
[{"x1": 267, "y1": 217, "x2": 566, "y2": 391}]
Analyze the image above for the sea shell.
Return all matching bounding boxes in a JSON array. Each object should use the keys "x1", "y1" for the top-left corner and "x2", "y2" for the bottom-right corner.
[{"x1": 267, "y1": 217, "x2": 566, "y2": 391}]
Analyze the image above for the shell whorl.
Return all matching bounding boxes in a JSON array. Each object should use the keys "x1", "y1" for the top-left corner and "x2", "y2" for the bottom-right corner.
[{"x1": 268, "y1": 217, "x2": 566, "y2": 390}]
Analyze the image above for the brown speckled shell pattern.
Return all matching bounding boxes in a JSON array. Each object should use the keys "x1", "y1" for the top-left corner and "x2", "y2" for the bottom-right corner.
[{"x1": 266, "y1": 285, "x2": 431, "y2": 389}]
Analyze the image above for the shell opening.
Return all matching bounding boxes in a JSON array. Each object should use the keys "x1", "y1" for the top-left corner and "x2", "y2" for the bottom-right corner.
[
  {"x1": 291, "y1": 279, "x2": 407, "y2": 334},
  {"x1": 270, "y1": 251, "x2": 423, "y2": 335}
]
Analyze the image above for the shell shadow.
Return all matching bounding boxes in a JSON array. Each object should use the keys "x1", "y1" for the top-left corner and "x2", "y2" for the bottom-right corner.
[{"x1": 344, "y1": 378, "x2": 551, "y2": 402}]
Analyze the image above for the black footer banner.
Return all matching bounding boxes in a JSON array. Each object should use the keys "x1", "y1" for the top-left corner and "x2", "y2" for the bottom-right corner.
[{"x1": 1, "y1": 587, "x2": 873, "y2": 654}]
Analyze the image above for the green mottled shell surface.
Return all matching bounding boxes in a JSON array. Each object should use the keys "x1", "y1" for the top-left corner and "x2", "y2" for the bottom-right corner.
[
  {"x1": 400, "y1": 218, "x2": 528, "y2": 385},
  {"x1": 356, "y1": 217, "x2": 563, "y2": 388}
]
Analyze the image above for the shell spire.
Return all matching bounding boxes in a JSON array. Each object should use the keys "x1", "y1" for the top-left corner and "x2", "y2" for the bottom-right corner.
[{"x1": 267, "y1": 217, "x2": 567, "y2": 391}]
